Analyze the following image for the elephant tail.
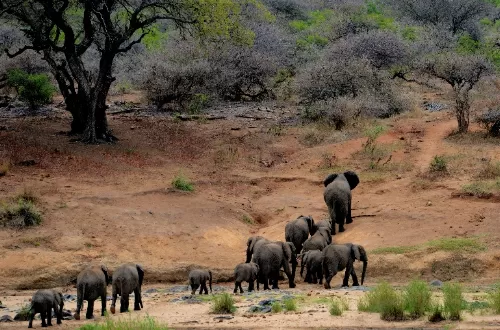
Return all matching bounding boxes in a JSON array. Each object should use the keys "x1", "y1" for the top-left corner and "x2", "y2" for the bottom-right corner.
[
  {"x1": 208, "y1": 271, "x2": 213, "y2": 293},
  {"x1": 76, "y1": 283, "x2": 85, "y2": 314}
]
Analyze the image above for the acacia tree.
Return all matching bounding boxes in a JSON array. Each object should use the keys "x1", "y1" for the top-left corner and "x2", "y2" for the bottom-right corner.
[
  {"x1": 422, "y1": 53, "x2": 492, "y2": 133},
  {"x1": 0, "y1": 0, "x2": 259, "y2": 143}
]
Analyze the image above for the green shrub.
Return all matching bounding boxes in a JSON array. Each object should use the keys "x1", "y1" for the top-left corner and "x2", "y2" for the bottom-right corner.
[
  {"x1": 363, "y1": 125, "x2": 385, "y2": 156},
  {"x1": 443, "y1": 282, "x2": 463, "y2": 320},
  {"x1": 171, "y1": 174, "x2": 194, "y2": 192},
  {"x1": 7, "y1": 69, "x2": 56, "y2": 109},
  {"x1": 283, "y1": 298, "x2": 297, "y2": 311},
  {"x1": 428, "y1": 303, "x2": 445, "y2": 322},
  {"x1": 271, "y1": 301, "x2": 282, "y2": 313},
  {"x1": 462, "y1": 181, "x2": 499, "y2": 197},
  {"x1": 329, "y1": 297, "x2": 349, "y2": 316},
  {"x1": 404, "y1": 280, "x2": 432, "y2": 319},
  {"x1": 211, "y1": 293, "x2": 236, "y2": 314},
  {"x1": 15, "y1": 303, "x2": 31, "y2": 321},
  {"x1": 188, "y1": 93, "x2": 209, "y2": 114},
  {"x1": 79, "y1": 316, "x2": 169, "y2": 329},
  {"x1": 489, "y1": 285, "x2": 500, "y2": 314},
  {"x1": 358, "y1": 282, "x2": 404, "y2": 321},
  {"x1": 429, "y1": 155, "x2": 448, "y2": 173},
  {"x1": 0, "y1": 199, "x2": 42, "y2": 227}
]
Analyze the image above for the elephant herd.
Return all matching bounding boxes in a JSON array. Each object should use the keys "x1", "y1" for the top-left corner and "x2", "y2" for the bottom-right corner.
[
  {"x1": 190, "y1": 171, "x2": 368, "y2": 295},
  {"x1": 26, "y1": 170, "x2": 364, "y2": 327}
]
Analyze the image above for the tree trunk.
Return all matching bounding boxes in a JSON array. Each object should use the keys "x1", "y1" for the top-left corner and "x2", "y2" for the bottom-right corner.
[{"x1": 454, "y1": 87, "x2": 470, "y2": 133}]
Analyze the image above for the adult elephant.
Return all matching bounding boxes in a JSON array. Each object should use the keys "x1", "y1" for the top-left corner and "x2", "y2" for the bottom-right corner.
[
  {"x1": 323, "y1": 171, "x2": 359, "y2": 235},
  {"x1": 302, "y1": 227, "x2": 331, "y2": 253},
  {"x1": 110, "y1": 263, "x2": 144, "y2": 314},
  {"x1": 246, "y1": 236, "x2": 271, "y2": 263},
  {"x1": 74, "y1": 265, "x2": 110, "y2": 320},
  {"x1": 253, "y1": 241, "x2": 296, "y2": 290},
  {"x1": 285, "y1": 215, "x2": 315, "y2": 281},
  {"x1": 322, "y1": 243, "x2": 367, "y2": 289}
]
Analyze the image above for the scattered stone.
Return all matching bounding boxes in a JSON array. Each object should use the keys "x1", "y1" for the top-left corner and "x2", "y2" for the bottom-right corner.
[
  {"x1": 0, "y1": 315, "x2": 13, "y2": 322},
  {"x1": 170, "y1": 295, "x2": 202, "y2": 304},
  {"x1": 426, "y1": 201, "x2": 432, "y2": 206},
  {"x1": 166, "y1": 285, "x2": 189, "y2": 293},
  {"x1": 423, "y1": 102, "x2": 447, "y2": 112},
  {"x1": 62, "y1": 309, "x2": 74, "y2": 320},
  {"x1": 396, "y1": 174, "x2": 402, "y2": 180},
  {"x1": 430, "y1": 280, "x2": 443, "y2": 287},
  {"x1": 213, "y1": 316, "x2": 233, "y2": 320},
  {"x1": 63, "y1": 294, "x2": 77, "y2": 301}
]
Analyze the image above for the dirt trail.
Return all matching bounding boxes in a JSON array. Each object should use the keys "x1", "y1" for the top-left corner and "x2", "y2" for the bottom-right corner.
[{"x1": 414, "y1": 118, "x2": 457, "y2": 171}]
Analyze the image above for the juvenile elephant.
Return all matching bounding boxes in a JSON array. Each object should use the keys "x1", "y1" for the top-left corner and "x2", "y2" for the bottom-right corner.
[
  {"x1": 323, "y1": 171, "x2": 360, "y2": 235},
  {"x1": 28, "y1": 289, "x2": 63, "y2": 328},
  {"x1": 302, "y1": 227, "x2": 332, "y2": 253},
  {"x1": 188, "y1": 269, "x2": 212, "y2": 295},
  {"x1": 285, "y1": 215, "x2": 315, "y2": 281},
  {"x1": 300, "y1": 250, "x2": 323, "y2": 284},
  {"x1": 74, "y1": 264, "x2": 110, "y2": 320},
  {"x1": 110, "y1": 263, "x2": 144, "y2": 314},
  {"x1": 233, "y1": 262, "x2": 259, "y2": 293},
  {"x1": 253, "y1": 241, "x2": 296, "y2": 290},
  {"x1": 322, "y1": 243, "x2": 367, "y2": 289},
  {"x1": 246, "y1": 236, "x2": 271, "y2": 263}
]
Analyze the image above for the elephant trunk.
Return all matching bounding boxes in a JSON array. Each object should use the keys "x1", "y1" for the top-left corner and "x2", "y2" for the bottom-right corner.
[
  {"x1": 361, "y1": 261, "x2": 367, "y2": 286},
  {"x1": 209, "y1": 271, "x2": 213, "y2": 293}
]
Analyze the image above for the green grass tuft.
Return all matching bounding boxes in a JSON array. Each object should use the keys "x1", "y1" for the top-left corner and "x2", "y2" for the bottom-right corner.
[
  {"x1": 79, "y1": 316, "x2": 169, "y2": 329},
  {"x1": 403, "y1": 280, "x2": 432, "y2": 319},
  {"x1": 283, "y1": 298, "x2": 297, "y2": 312},
  {"x1": 0, "y1": 199, "x2": 42, "y2": 227},
  {"x1": 428, "y1": 303, "x2": 445, "y2": 322},
  {"x1": 329, "y1": 297, "x2": 349, "y2": 316},
  {"x1": 171, "y1": 174, "x2": 194, "y2": 192},
  {"x1": 358, "y1": 282, "x2": 405, "y2": 321},
  {"x1": 211, "y1": 293, "x2": 236, "y2": 314},
  {"x1": 462, "y1": 180, "x2": 500, "y2": 197},
  {"x1": 427, "y1": 237, "x2": 486, "y2": 253},
  {"x1": 489, "y1": 285, "x2": 500, "y2": 314},
  {"x1": 371, "y1": 246, "x2": 417, "y2": 255},
  {"x1": 429, "y1": 155, "x2": 448, "y2": 173},
  {"x1": 443, "y1": 282, "x2": 463, "y2": 320},
  {"x1": 271, "y1": 301, "x2": 282, "y2": 313}
]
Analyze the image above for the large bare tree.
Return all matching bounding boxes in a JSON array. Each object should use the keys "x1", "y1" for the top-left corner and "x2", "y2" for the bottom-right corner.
[{"x1": 0, "y1": 0, "x2": 255, "y2": 143}]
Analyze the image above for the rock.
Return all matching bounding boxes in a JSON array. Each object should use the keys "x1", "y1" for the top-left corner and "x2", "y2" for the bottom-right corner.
[
  {"x1": 63, "y1": 294, "x2": 77, "y2": 301},
  {"x1": 14, "y1": 312, "x2": 29, "y2": 321},
  {"x1": 144, "y1": 288, "x2": 158, "y2": 294},
  {"x1": 426, "y1": 201, "x2": 432, "y2": 206},
  {"x1": 213, "y1": 316, "x2": 233, "y2": 320},
  {"x1": 0, "y1": 315, "x2": 13, "y2": 322},
  {"x1": 396, "y1": 174, "x2": 402, "y2": 180},
  {"x1": 166, "y1": 285, "x2": 189, "y2": 293},
  {"x1": 430, "y1": 280, "x2": 443, "y2": 287},
  {"x1": 62, "y1": 309, "x2": 74, "y2": 320}
]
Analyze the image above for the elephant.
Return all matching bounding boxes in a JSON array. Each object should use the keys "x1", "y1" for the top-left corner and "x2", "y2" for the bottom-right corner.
[
  {"x1": 246, "y1": 236, "x2": 271, "y2": 263},
  {"x1": 110, "y1": 263, "x2": 144, "y2": 314},
  {"x1": 233, "y1": 262, "x2": 259, "y2": 293},
  {"x1": 188, "y1": 269, "x2": 212, "y2": 295},
  {"x1": 28, "y1": 289, "x2": 63, "y2": 328},
  {"x1": 74, "y1": 264, "x2": 110, "y2": 320},
  {"x1": 285, "y1": 215, "x2": 315, "y2": 282},
  {"x1": 302, "y1": 227, "x2": 332, "y2": 253},
  {"x1": 252, "y1": 241, "x2": 296, "y2": 290},
  {"x1": 300, "y1": 250, "x2": 324, "y2": 284},
  {"x1": 323, "y1": 171, "x2": 360, "y2": 235},
  {"x1": 322, "y1": 243, "x2": 367, "y2": 289}
]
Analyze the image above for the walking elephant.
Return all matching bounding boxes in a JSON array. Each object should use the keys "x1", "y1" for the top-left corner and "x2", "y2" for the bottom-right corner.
[
  {"x1": 300, "y1": 250, "x2": 323, "y2": 284},
  {"x1": 302, "y1": 227, "x2": 332, "y2": 253},
  {"x1": 253, "y1": 241, "x2": 296, "y2": 290},
  {"x1": 188, "y1": 269, "x2": 212, "y2": 295},
  {"x1": 28, "y1": 289, "x2": 63, "y2": 328},
  {"x1": 323, "y1": 171, "x2": 359, "y2": 235},
  {"x1": 74, "y1": 264, "x2": 110, "y2": 320},
  {"x1": 110, "y1": 263, "x2": 144, "y2": 314},
  {"x1": 233, "y1": 262, "x2": 259, "y2": 293},
  {"x1": 246, "y1": 236, "x2": 271, "y2": 263},
  {"x1": 285, "y1": 215, "x2": 315, "y2": 281},
  {"x1": 322, "y1": 243, "x2": 367, "y2": 289}
]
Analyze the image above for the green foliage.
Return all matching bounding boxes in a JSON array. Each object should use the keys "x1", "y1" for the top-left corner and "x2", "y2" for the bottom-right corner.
[
  {"x1": 188, "y1": 94, "x2": 210, "y2": 114},
  {"x1": 462, "y1": 180, "x2": 500, "y2": 197},
  {"x1": 283, "y1": 298, "x2": 297, "y2": 311},
  {"x1": 271, "y1": 301, "x2": 282, "y2": 313},
  {"x1": 358, "y1": 282, "x2": 405, "y2": 320},
  {"x1": 371, "y1": 246, "x2": 416, "y2": 254},
  {"x1": 443, "y1": 282, "x2": 463, "y2": 321},
  {"x1": 296, "y1": 34, "x2": 329, "y2": 49},
  {"x1": 427, "y1": 237, "x2": 486, "y2": 253},
  {"x1": 289, "y1": 9, "x2": 333, "y2": 31},
  {"x1": 0, "y1": 196, "x2": 42, "y2": 228},
  {"x1": 211, "y1": 293, "x2": 236, "y2": 314},
  {"x1": 6, "y1": 69, "x2": 56, "y2": 109},
  {"x1": 401, "y1": 26, "x2": 418, "y2": 41},
  {"x1": 141, "y1": 24, "x2": 169, "y2": 51},
  {"x1": 429, "y1": 155, "x2": 448, "y2": 173},
  {"x1": 363, "y1": 125, "x2": 386, "y2": 156},
  {"x1": 16, "y1": 303, "x2": 31, "y2": 321},
  {"x1": 329, "y1": 297, "x2": 349, "y2": 316},
  {"x1": 171, "y1": 174, "x2": 194, "y2": 192},
  {"x1": 404, "y1": 280, "x2": 432, "y2": 319},
  {"x1": 428, "y1": 303, "x2": 445, "y2": 322},
  {"x1": 489, "y1": 285, "x2": 500, "y2": 314},
  {"x1": 457, "y1": 34, "x2": 480, "y2": 54},
  {"x1": 79, "y1": 316, "x2": 169, "y2": 330}
]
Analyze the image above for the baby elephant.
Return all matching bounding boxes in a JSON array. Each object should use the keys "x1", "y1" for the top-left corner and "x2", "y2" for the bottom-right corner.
[
  {"x1": 301, "y1": 250, "x2": 324, "y2": 284},
  {"x1": 188, "y1": 269, "x2": 212, "y2": 295},
  {"x1": 233, "y1": 262, "x2": 259, "y2": 294},
  {"x1": 28, "y1": 289, "x2": 64, "y2": 328},
  {"x1": 110, "y1": 263, "x2": 144, "y2": 314}
]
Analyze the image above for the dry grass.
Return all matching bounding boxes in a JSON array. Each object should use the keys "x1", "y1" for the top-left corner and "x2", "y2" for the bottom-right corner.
[{"x1": 0, "y1": 162, "x2": 9, "y2": 176}]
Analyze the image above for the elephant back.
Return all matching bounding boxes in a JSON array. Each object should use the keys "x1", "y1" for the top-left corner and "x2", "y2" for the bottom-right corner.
[
  {"x1": 253, "y1": 242, "x2": 284, "y2": 274},
  {"x1": 113, "y1": 263, "x2": 140, "y2": 293}
]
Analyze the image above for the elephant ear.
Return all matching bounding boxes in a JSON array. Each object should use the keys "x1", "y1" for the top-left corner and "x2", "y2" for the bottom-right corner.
[
  {"x1": 136, "y1": 264, "x2": 144, "y2": 286},
  {"x1": 248, "y1": 237, "x2": 258, "y2": 252},
  {"x1": 305, "y1": 216, "x2": 314, "y2": 233},
  {"x1": 343, "y1": 171, "x2": 360, "y2": 190},
  {"x1": 323, "y1": 174, "x2": 338, "y2": 187},
  {"x1": 101, "y1": 265, "x2": 110, "y2": 285},
  {"x1": 282, "y1": 242, "x2": 293, "y2": 262},
  {"x1": 352, "y1": 244, "x2": 361, "y2": 261}
]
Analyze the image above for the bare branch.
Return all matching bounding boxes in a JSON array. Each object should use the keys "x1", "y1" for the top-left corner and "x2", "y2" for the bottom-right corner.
[{"x1": 4, "y1": 45, "x2": 39, "y2": 58}]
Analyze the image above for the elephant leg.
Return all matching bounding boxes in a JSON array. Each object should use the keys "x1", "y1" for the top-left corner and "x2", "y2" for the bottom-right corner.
[
  {"x1": 263, "y1": 276, "x2": 270, "y2": 290},
  {"x1": 304, "y1": 269, "x2": 311, "y2": 283},
  {"x1": 190, "y1": 284, "x2": 198, "y2": 295},
  {"x1": 41, "y1": 310, "x2": 47, "y2": 327},
  {"x1": 110, "y1": 286, "x2": 117, "y2": 314},
  {"x1": 323, "y1": 262, "x2": 336, "y2": 289},
  {"x1": 101, "y1": 293, "x2": 107, "y2": 316},
  {"x1": 248, "y1": 280, "x2": 254, "y2": 292},
  {"x1": 328, "y1": 205, "x2": 337, "y2": 235},
  {"x1": 134, "y1": 288, "x2": 142, "y2": 310},
  {"x1": 233, "y1": 282, "x2": 239, "y2": 294},
  {"x1": 28, "y1": 310, "x2": 35, "y2": 328},
  {"x1": 342, "y1": 264, "x2": 352, "y2": 287},
  {"x1": 318, "y1": 269, "x2": 323, "y2": 284},
  {"x1": 120, "y1": 293, "x2": 129, "y2": 313},
  {"x1": 351, "y1": 267, "x2": 360, "y2": 286},
  {"x1": 346, "y1": 196, "x2": 353, "y2": 224},
  {"x1": 312, "y1": 272, "x2": 317, "y2": 284},
  {"x1": 291, "y1": 259, "x2": 297, "y2": 285},
  {"x1": 282, "y1": 259, "x2": 296, "y2": 288},
  {"x1": 86, "y1": 299, "x2": 95, "y2": 319},
  {"x1": 56, "y1": 305, "x2": 62, "y2": 325}
]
